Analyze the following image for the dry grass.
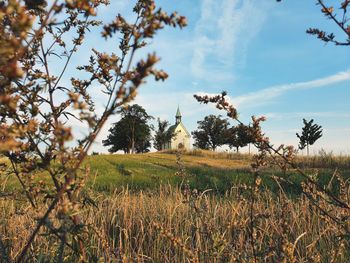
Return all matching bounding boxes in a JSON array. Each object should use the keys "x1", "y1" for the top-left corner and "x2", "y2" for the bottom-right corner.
[
  {"x1": 1, "y1": 151, "x2": 350, "y2": 262},
  {"x1": 295, "y1": 150, "x2": 350, "y2": 170},
  {"x1": 1, "y1": 185, "x2": 348, "y2": 262}
]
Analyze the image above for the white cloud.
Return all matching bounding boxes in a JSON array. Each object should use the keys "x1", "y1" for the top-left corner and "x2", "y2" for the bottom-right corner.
[
  {"x1": 264, "y1": 111, "x2": 350, "y2": 120},
  {"x1": 191, "y1": 0, "x2": 269, "y2": 82},
  {"x1": 231, "y1": 69, "x2": 350, "y2": 108}
]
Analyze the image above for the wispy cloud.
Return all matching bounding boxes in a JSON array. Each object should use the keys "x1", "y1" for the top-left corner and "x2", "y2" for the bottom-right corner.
[
  {"x1": 193, "y1": 69, "x2": 350, "y2": 115},
  {"x1": 232, "y1": 69, "x2": 350, "y2": 108},
  {"x1": 264, "y1": 111, "x2": 350, "y2": 120},
  {"x1": 191, "y1": 0, "x2": 269, "y2": 82}
]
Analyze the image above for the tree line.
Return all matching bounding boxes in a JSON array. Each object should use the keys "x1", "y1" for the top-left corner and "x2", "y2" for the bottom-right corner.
[
  {"x1": 103, "y1": 105, "x2": 258, "y2": 154},
  {"x1": 192, "y1": 115, "x2": 323, "y2": 155},
  {"x1": 191, "y1": 115, "x2": 256, "y2": 152},
  {"x1": 103, "y1": 104, "x2": 323, "y2": 155}
]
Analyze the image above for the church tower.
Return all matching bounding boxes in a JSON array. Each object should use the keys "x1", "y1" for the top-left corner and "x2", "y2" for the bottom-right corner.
[{"x1": 175, "y1": 106, "x2": 181, "y2": 124}]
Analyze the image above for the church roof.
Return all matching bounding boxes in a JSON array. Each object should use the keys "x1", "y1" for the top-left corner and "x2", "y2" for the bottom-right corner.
[
  {"x1": 168, "y1": 124, "x2": 177, "y2": 133},
  {"x1": 168, "y1": 122, "x2": 190, "y2": 137}
]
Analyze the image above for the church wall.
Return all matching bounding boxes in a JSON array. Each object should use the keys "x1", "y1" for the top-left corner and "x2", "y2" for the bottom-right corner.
[{"x1": 171, "y1": 125, "x2": 190, "y2": 150}]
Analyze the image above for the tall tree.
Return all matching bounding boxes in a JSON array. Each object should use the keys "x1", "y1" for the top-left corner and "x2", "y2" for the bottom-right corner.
[
  {"x1": 226, "y1": 124, "x2": 255, "y2": 153},
  {"x1": 154, "y1": 118, "x2": 174, "y2": 151},
  {"x1": 296, "y1": 119, "x2": 323, "y2": 156},
  {"x1": 103, "y1": 104, "x2": 153, "y2": 154},
  {"x1": 192, "y1": 115, "x2": 229, "y2": 151}
]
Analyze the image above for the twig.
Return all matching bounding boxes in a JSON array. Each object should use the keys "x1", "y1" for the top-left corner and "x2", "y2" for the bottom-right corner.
[
  {"x1": 317, "y1": 0, "x2": 350, "y2": 38},
  {"x1": 9, "y1": 159, "x2": 36, "y2": 208}
]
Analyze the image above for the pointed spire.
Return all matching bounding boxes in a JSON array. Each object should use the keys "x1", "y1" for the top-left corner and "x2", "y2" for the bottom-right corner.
[
  {"x1": 175, "y1": 106, "x2": 182, "y2": 124},
  {"x1": 176, "y1": 105, "x2": 181, "y2": 117}
]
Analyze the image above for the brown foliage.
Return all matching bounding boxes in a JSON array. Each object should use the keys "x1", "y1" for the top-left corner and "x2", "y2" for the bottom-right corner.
[{"x1": 0, "y1": 0, "x2": 186, "y2": 261}]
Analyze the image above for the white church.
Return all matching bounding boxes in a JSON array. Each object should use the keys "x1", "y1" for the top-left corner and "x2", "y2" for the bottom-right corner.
[{"x1": 163, "y1": 107, "x2": 191, "y2": 150}]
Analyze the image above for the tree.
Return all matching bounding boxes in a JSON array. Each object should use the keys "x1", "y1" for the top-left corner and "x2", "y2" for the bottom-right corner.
[
  {"x1": 154, "y1": 118, "x2": 174, "y2": 151},
  {"x1": 0, "y1": 0, "x2": 186, "y2": 260},
  {"x1": 296, "y1": 119, "x2": 323, "y2": 156},
  {"x1": 192, "y1": 115, "x2": 229, "y2": 151},
  {"x1": 103, "y1": 104, "x2": 153, "y2": 154},
  {"x1": 226, "y1": 124, "x2": 256, "y2": 153}
]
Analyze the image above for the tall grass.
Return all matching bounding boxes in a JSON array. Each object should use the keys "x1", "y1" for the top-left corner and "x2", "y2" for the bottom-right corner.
[
  {"x1": 1, "y1": 185, "x2": 348, "y2": 262},
  {"x1": 295, "y1": 149, "x2": 350, "y2": 170},
  {"x1": 1, "y1": 151, "x2": 350, "y2": 262}
]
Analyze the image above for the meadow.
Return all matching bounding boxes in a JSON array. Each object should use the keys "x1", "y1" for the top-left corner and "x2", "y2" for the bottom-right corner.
[
  {"x1": 1, "y1": 150, "x2": 350, "y2": 262},
  {"x1": 2, "y1": 150, "x2": 350, "y2": 195}
]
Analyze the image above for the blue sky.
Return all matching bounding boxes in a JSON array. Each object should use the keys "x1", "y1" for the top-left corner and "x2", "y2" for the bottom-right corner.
[{"x1": 62, "y1": 0, "x2": 350, "y2": 154}]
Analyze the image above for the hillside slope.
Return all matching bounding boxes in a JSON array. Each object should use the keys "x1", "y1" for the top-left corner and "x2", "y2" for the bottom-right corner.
[
  {"x1": 87, "y1": 151, "x2": 253, "y2": 192},
  {"x1": 3, "y1": 150, "x2": 348, "y2": 194}
]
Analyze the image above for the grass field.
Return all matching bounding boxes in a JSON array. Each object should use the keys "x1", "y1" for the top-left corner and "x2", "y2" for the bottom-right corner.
[
  {"x1": 2, "y1": 150, "x2": 350, "y2": 262},
  {"x1": 2, "y1": 150, "x2": 349, "y2": 195},
  {"x1": 84, "y1": 150, "x2": 350, "y2": 197},
  {"x1": 86, "y1": 151, "x2": 252, "y2": 192}
]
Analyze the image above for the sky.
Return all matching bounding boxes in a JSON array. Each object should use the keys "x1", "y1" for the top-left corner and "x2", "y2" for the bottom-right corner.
[{"x1": 57, "y1": 0, "x2": 350, "y2": 154}]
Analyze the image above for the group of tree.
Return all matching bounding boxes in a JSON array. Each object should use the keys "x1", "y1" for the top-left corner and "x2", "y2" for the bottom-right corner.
[
  {"x1": 192, "y1": 115, "x2": 323, "y2": 155},
  {"x1": 192, "y1": 115, "x2": 256, "y2": 152},
  {"x1": 104, "y1": 109, "x2": 259, "y2": 154},
  {"x1": 103, "y1": 104, "x2": 175, "y2": 153}
]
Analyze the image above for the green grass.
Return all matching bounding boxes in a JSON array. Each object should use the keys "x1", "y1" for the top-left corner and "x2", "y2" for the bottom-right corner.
[
  {"x1": 85, "y1": 152, "x2": 349, "y2": 197},
  {"x1": 85, "y1": 152, "x2": 252, "y2": 192},
  {"x1": 2, "y1": 151, "x2": 349, "y2": 196}
]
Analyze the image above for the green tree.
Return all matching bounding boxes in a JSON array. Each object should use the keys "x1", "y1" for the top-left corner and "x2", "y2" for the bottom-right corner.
[
  {"x1": 226, "y1": 124, "x2": 255, "y2": 153},
  {"x1": 154, "y1": 118, "x2": 174, "y2": 151},
  {"x1": 103, "y1": 104, "x2": 153, "y2": 154},
  {"x1": 192, "y1": 115, "x2": 229, "y2": 151},
  {"x1": 296, "y1": 119, "x2": 323, "y2": 156}
]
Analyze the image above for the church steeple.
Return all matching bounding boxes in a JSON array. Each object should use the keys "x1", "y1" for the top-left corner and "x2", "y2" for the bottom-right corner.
[{"x1": 175, "y1": 106, "x2": 182, "y2": 124}]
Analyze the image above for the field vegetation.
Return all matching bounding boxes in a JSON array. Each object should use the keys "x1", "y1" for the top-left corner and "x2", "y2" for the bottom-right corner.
[
  {"x1": 1, "y1": 150, "x2": 350, "y2": 262},
  {"x1": 3, "y1": 149, "x2": 349, "y2": 196},
  {"x1": 1, "y1": 0, "x2": 350, "y2": 262}
]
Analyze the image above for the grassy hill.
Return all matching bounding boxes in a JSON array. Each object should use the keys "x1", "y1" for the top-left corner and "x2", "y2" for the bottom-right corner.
[
  {"x1": 87, "y1": 151, "x2": 253, "y2": 193},
  {"x1": 85, "y1": 150, "x2": 350, "y2": 196},
  {"x1": 2, "y1": 150, "x2": 349, "y2": 195}
]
